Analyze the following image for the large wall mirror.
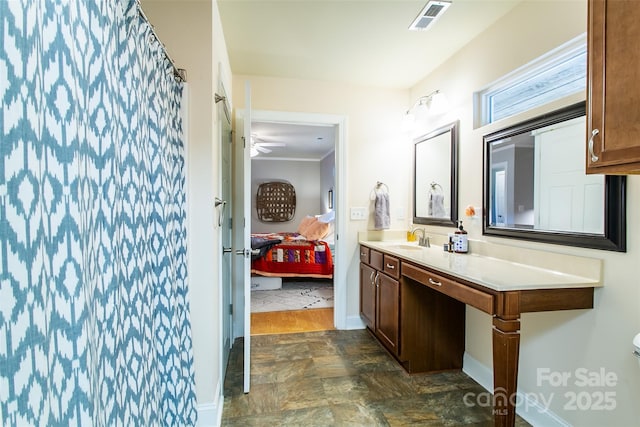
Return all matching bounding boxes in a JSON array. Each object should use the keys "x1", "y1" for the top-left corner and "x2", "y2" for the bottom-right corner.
[
  {"x1": 413, "y1": 121, "x2": 459, "y2": 226},
  {"x1": 483, "y1": 102, "x2": 626, "y2": 251}
]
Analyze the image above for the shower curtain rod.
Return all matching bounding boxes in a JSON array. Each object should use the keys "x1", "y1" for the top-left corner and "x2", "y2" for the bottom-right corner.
[{"x1": 137, "y1": 2, "x2": 187, "y2": 83}]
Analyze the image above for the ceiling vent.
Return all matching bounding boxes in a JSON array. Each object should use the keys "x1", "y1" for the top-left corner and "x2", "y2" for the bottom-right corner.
[{"x1": 409, "y1": 0, "x2": 452, "y2": 31}]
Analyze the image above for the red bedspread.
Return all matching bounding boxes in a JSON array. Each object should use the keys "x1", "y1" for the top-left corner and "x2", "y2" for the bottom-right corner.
[{"x1": 251, "y1": 233, "x2": 333, "y2": 279}]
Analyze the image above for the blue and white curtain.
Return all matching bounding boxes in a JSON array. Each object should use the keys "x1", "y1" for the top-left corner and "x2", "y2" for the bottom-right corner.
[{"x1": 0, "y1": 0, "x2": 197, "y2": 425}]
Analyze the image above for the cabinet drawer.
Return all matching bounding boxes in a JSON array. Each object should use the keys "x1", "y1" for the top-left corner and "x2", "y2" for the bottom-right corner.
[
  {"x1": 370, "y1": 249, "x2": 383, "y2": 270},
  {"x1": 402, "y1": 263, "x2": 494, "y2": 314},
  {"x1": 359, "y1": 246, "x2": 370, "y2": 264},
  {"x1": 383, "y1": 254, "x2": 400, "y2": 279}
]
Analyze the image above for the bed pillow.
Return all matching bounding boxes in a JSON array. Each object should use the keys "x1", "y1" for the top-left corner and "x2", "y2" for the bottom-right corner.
[
  {"x1": 297, "y1": 215, "x2": 331, "y2": 240},
  {"x1": 317, "y1": 210, "x2": 335, "y2": 223}
]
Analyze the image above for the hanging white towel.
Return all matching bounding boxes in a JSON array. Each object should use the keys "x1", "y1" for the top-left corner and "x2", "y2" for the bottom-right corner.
[
  {"x1": 374, "y1": 191, "x2": 390, "y2": 230},
  {"x1": 429, "y1": 193, "x2": 446, "y2": 218}
]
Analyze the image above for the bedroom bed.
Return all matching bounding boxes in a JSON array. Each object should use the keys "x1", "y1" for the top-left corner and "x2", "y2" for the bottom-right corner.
[
  {"x1": 250, "y1": 213, "x2": 335, "y2": 279},
  {"x1": 251, "y1": 232, "x2": 334, "y2": 279}
]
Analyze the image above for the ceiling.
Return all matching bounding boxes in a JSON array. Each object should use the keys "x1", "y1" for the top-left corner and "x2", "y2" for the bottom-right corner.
[
  {"x1": 251, "y1": 121, "x2": 336, "y2": 161},
  {"x1": 218, "y1": 0, "x2": 524, "y2": 160}
]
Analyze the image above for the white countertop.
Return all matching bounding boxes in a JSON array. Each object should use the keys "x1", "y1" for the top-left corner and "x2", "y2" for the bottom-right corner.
[{"x1": 360, "y1": 240, "x2": 602, "y2": 292}]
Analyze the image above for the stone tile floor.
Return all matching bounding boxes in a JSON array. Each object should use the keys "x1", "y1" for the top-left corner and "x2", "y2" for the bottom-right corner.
[{"x1": 222, "y1": 329, "x2": 531, "y2": 426}]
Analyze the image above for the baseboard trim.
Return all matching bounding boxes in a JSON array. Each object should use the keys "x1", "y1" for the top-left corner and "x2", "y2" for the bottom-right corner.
[
  {"x1": 196, "y1": 382, "x2": 224, "y2": 427},
  {"x1": 344, "y1": 314, "x2": 366, "y2": 330},
  {"x1": 463, "y1": 352, "x2": 570, "y2": 427}
]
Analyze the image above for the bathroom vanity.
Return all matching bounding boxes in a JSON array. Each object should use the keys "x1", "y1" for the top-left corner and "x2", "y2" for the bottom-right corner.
[{"x1": 359, "y1": 238, "x2": 601, "y2": 427}]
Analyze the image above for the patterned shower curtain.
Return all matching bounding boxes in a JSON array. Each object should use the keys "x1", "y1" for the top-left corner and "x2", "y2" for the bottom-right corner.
[{"x1": 0, "y1": 0, "x2": 198, "y2": 425}]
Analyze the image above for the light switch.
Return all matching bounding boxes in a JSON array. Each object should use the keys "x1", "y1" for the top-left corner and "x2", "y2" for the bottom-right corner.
[{"x1": 350, "y1": 207, "x2": 367, "y2": 220}]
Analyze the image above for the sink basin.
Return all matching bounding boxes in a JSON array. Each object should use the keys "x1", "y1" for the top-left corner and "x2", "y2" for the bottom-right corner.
[{"x1": 385, "y1": 244, "x2": 425, "y2": 251}]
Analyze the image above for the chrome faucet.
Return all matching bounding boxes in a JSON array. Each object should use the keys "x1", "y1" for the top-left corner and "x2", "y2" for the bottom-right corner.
[{"x1": 411, "y1": 228, "x2": 430, "y2": 248}]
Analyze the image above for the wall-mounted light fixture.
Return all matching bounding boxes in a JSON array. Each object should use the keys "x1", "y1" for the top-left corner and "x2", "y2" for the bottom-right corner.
[{"x1": 402, "y1": 89, "x2": 448, "y2": 131}]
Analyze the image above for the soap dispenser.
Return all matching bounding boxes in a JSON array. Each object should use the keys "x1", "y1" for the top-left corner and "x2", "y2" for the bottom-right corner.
[{"x1": 454, "y1": 220, "x2": 468, "y2": 253}]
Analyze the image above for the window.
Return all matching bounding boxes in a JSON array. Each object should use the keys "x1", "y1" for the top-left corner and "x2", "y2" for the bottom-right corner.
[{"x1": 475, "y1": 34, "x2": 586, "y2": 127}]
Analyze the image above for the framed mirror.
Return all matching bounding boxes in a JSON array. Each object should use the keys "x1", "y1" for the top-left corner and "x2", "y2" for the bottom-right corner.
[
  {"x1": 483, "y1": 102, "x2": 626, "y2": 251},
  {"x1": 413, "y1": 121, "x2": 459, "y2": 226}
]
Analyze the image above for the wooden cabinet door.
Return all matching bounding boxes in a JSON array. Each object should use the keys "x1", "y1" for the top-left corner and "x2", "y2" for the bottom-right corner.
[
  {"x1": 359, "y1": 263, "x2": 376, "y2": 330},
  {"x1": 376, "y1": 273, "x2": 400, "y2": 355},
  {"x1": 587, "y1": 0, "x2": 640, "y2": 174}
]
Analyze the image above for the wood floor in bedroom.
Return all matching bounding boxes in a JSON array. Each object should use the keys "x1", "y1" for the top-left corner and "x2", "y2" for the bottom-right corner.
[{"x1": 251, "y1": 308, "x2": 335, "y2": 335}]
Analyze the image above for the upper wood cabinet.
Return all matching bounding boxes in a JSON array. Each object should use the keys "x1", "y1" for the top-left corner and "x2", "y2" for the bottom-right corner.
[{"x1": 586, "y1": 0, "x2": 640, "y2": 174}]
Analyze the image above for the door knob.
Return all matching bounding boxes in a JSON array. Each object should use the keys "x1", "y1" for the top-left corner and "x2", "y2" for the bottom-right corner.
[{"x1": 235, "y1": 248, "x2": 250, "y2": 257}]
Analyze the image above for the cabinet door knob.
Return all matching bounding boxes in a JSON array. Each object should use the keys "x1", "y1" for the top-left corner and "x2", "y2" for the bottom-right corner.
[
  {"x1": 428, "y1": 278, "x2": 442, "y2": 287},
  {"x1": 588, "y1": 128, "x2": 600, "y2": 162}
]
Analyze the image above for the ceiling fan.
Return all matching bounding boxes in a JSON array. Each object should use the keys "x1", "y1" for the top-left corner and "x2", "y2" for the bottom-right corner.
[{"x1": 250, "y1": 134, "x2": 286, "y2": 156}]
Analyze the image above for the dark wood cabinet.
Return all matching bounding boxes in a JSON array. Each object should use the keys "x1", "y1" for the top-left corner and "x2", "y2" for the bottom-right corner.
[
  {"x1": 359, "y1": 262, "x2": 376, "y2": 330},
  {"x1": 359, "y1": 242, "x2": 596, "y2": 427},
  {"x1": 400, "y1": 270, "x2": 465, "y2": 373},
  {"x1": 359, "y1": 245, "x2": 464, "y2": 373},
  {"x1": 359, "y1": 247, "x2": 400, "y2": 356},
  {"x1": 376, "y1": 272, "x2": 399, "y2": 353},
  {"x1": 586, "y1": 0, "x2": 640, "y2": 174}
]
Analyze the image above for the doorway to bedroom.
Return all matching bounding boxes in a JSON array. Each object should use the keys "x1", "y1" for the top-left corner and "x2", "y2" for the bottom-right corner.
[{"x1": 249, "y1": 120, "x2": 337, "y2": 334}]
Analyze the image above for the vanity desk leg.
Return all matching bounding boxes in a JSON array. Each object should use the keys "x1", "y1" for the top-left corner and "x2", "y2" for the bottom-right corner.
[{"x1": 492, "y1": 300, "x2": 521, "y2": 427}]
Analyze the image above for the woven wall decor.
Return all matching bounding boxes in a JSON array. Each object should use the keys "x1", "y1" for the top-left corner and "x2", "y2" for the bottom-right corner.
[{"x1": 256, "y1": 181, "x2": 297, "y2": 222}]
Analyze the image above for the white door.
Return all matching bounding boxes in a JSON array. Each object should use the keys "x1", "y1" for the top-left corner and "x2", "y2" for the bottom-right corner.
[
  {"x1": 492, "y1": 166, "x2": 507, "y2": 226},
  {"x1": 231, "y1": 86, "x2": 253, "y2": 393},
  {"x1": 218, "y1": 82, "x2": 233, "y2": 381},
  {"x1": 534, "y1": 116, "x2": 604, "y2": 233},
  {"x1": 240, "y1": 82, "x2": 252, "y2": 393}
]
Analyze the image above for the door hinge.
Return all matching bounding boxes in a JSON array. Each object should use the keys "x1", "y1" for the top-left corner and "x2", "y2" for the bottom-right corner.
[
  {"x1": 229, "y1": 304, "x2": 233, "y2": 315},
  {"x1": 242, "y1": 136, "x2": 246, "y2": 148},
  {"x1": 229, "y1": 217, "x2": 232, "y2": 229}
]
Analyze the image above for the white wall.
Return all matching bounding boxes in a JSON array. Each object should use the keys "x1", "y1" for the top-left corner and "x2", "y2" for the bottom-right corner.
[
  {"x1": 251, "y1": 159, "x2": 322, "y2": 232},
  {"x1": 141, "y1": 1, "x2": 232, "y2": 424},
  {"x1": 410, "y1": 1, "x2": 640, "y2": 426},
  {"x1": 232, "y1": 77, "x2": 411, "y2": 325}
]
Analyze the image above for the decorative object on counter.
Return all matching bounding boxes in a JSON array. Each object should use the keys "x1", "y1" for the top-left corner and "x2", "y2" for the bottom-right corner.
[
  {"x1": 371, "y1": 181, "x2": 390, "y2": 230},
  {"x1": 454, "y1": 220, "x2": 468, "y2": 253},
  {"x1": 256, "y1": 181, "x2": 296, "y2": 222},
  {"x1": 447, "y1": 234, "x2": 455, "y2": 252}
]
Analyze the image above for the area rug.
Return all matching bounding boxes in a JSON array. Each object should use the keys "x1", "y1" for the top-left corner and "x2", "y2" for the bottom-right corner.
[{"x1": 251, "y1": 280, "x2": 334, "y2": 313}]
